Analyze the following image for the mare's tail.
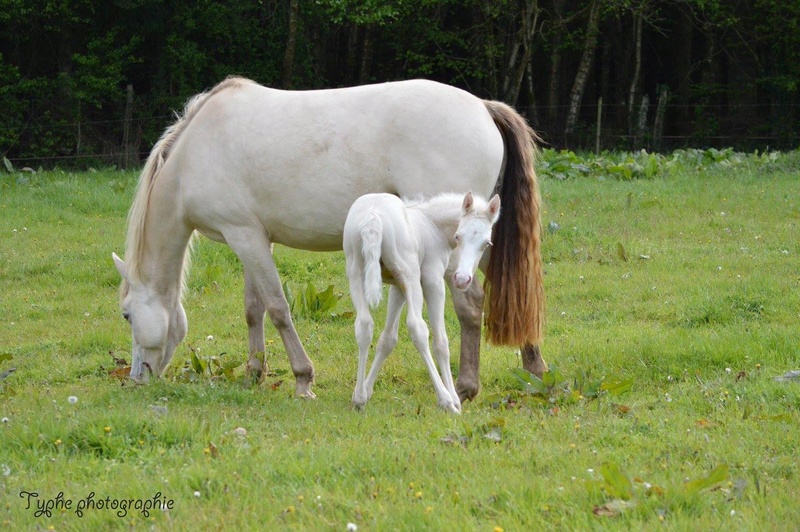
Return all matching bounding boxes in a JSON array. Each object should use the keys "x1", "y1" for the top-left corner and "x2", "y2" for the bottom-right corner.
[
  {"x1": 482, "y1": 100, "x2": 544, "y2": 346},
  {"x1": 359, "y1": 214, "x2": 384, "y2": 309}
]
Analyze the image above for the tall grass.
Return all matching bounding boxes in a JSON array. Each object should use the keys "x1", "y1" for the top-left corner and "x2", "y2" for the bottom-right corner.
[{"x1": 1, "y1": 154, "x2": 799, "y2": 530}]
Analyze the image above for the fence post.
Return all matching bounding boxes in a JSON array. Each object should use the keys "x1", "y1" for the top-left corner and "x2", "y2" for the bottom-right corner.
[
  {"x1": 653, "y1": 86, "x2": 669, "y2": 151},
  {"x1": 595, "y1": 96, "x2": 603, "y2": 154},
  {"x1": 122, "y1": 84, "x2": 135, "y2": 169},
  {"x1": 635, "y1": 95, "x2": 649, "y2": 150}
]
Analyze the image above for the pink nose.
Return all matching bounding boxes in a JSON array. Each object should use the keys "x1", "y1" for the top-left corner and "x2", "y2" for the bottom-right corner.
[{"x1": 453, "y1": 272, "x2": 472, "y2": 289}]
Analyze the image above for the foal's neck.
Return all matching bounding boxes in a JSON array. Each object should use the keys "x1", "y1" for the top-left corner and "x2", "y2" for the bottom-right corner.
[{"x1": 407, "y1": 194, "x2": 463, "y2": 247}]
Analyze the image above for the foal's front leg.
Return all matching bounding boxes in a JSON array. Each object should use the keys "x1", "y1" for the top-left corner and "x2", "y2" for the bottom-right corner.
[
  {"x1": 422, "y1": 273, "x2": 461, "y2": 412},
  {"x1": 402, "y1": 273, "x2": 459, "y2": 414}
]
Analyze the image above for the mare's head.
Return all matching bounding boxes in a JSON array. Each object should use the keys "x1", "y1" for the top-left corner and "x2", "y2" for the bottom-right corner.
[
  {"x1": 452, "y1": 191, "x2": 501, "y2": 290},
  {"x1": 112, "y1": 252, "x2": 188, "y2": 381}
]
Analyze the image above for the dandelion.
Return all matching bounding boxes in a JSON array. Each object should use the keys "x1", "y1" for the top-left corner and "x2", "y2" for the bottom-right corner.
[
  {"x1": 493, "y1": 527, "x2": 504, "y2": 532},
  {"x1": 68, "y1": 396, "x2": 78, "y2": 404},
  {"x1": 415, "y1": 491, "x2": 423, "y2": 499},
  {"x1": 104, "y1": 426, "x2": 111, "y2": 433},
  {"x1": 347, "y1": 523, "x2": 358, "y2": 531},
  {"x1": 193, "y1": 491, "x2": 201, "y2": 498},
  {"x1": 725, "y1": 367, "x2": 732, "y2": 374},
  {"x1": 55, "y1": 439, "x2": 62, "y2": 446},
  {"x1": 206, "y1": 335, "x2": 214, "y2": 341},
  {"x1": 1, "y1": 417, "x2": 8, "y2": 423}
]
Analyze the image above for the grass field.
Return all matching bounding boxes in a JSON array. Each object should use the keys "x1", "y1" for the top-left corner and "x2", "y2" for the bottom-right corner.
[{"x1": 1, "y1": 152, "x2": 799, "y2": 530}]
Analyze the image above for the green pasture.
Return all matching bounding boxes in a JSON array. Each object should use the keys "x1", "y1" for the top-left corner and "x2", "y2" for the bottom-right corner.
[{"x1": 1, "y1": 151, "x2": 799, "y2": 530}]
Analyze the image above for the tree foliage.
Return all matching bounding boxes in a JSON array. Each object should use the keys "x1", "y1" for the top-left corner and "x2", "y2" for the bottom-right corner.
[{"x1": 1, "y1": 0, "x2": 798, "y2": 166}]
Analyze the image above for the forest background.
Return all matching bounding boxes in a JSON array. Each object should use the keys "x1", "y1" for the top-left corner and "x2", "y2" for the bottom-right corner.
[{"x1": 2, "y1": 0, "x2": 799, "y2": 168}]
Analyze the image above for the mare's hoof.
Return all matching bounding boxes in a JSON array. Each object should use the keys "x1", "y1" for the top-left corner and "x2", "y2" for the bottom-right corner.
[
  {"x1": 246, "y1": 357, "x2": 266, "y2": 385},
  {"x1": 295, "y1": 385, "x2": 317, "y2": 399},
  {"x1": 456, "y1": 380, "x2": 479, "y2": 403}
]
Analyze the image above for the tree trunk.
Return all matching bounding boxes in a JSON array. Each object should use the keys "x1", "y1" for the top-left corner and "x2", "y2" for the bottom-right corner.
[
  {"x1": 282, "y1": 0, "x2": 300, "y2": 89},
  {"x1": 547, "y1": 0, "x2": 565, "y2": 125},
  {"x1": 565, "y1": 0, "x2": 602, "y2": 136},
  {"x1": 358, "y1": 26, "x2": 373, "y2": 84},
  {"x1": 627, "y1": 10, "x2": 643, "y2": 140},
  {"x1": 504, "y1": 1, "x2": 540, "y2": 106}
]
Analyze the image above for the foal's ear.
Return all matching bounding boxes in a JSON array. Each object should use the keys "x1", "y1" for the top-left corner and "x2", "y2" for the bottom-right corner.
[
  {"x1": 461, "y1": 191, "x2": 474, "y2": 214},
  {"x1": 487, "y1": 194, "x2": 501, "y2": 222},
  {"x1": 112, "y1": 252, "x2": 128, "y2": 280}
]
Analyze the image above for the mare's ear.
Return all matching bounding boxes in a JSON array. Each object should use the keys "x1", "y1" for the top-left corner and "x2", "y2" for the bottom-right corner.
[
  {"x1": 461, "y1": 191, "x2": 474, "y2": 214},
  {"x1": 112, "y1": 252, "x2": 128, "y2": 280},
  {"x1": 487, "y1": 194, "x2": 501, "y2": 223}
]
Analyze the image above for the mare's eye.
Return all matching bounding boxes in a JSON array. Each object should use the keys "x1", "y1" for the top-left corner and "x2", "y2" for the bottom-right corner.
[
  {"x1": 122, "y1": 312, "x2": 131, "y2": 322},
  {"x1": 454, "y1": 234, "x2": 460, "y2": 242}
]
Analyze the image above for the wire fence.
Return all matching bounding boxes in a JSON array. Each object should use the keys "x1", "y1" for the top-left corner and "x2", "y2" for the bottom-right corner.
[{"x1": 3, "y1": 101, "x2": 798, "y2": 169}]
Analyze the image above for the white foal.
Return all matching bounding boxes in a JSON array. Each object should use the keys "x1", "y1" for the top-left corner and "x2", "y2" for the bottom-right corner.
[{"x1": 344, "y1": 191, "x2": 501, "y2": 413}]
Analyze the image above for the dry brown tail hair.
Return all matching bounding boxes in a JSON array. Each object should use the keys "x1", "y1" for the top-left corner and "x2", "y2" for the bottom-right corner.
[
  {"x1": 482, "y1": 100, "x2": 545, "y2": 346},
  {"x1": 124, "y1": 76, "x2": 254, "y2": 284}
]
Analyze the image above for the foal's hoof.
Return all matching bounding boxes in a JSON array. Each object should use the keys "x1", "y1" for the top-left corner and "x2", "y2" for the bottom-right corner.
[{"x1": 438, "y1": 400, "x2": 462, "y2": 415}]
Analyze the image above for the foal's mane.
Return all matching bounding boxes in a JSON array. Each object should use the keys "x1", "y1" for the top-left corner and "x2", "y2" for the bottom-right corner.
[
  {"x1": 403, "y1": 192, "x2": 489, "y2": 223},
  {"x1": 124, "y1": 76, "x2": 255, "y2": 285}
]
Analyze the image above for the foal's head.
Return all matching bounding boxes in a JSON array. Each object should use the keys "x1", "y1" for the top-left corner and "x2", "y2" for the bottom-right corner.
[{"x1": 452, "y1": 191, "x2": 501, "y2": 290}]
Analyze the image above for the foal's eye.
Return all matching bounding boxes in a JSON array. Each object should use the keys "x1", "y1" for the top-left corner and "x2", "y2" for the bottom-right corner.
[
  {"x1": 122, "y1": 312, "x2": 131, "y2": 322},
  {"x1": 483, "y1": 240, "x2": 493, "y2": 249},
  {"x1": 454, "y1": 234, "x2": 460, "y2": 242}
]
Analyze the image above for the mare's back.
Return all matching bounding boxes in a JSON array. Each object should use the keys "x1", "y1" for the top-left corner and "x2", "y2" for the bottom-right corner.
[{"x1": 173, "y1": 80, "x2": 504, "y2": 251}]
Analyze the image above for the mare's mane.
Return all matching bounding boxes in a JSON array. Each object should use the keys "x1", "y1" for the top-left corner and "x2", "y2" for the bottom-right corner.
[{"x1": 123, "y1": 77, "x2": 255, "y2": 289}]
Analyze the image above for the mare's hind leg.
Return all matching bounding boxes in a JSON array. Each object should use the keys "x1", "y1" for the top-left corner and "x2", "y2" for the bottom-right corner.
[
  {"x1": 244, "y1": 269, "x2": 267, "y2": 383},
  {"x1": 522, "y1": 344, "x2": 548, "y2": 378},
  {"x1": 226, "y1": 229, "x2": 315, "y2": 397},
  {"x1": 448, "y1": 276, "x2": 484, "y2": 402}
]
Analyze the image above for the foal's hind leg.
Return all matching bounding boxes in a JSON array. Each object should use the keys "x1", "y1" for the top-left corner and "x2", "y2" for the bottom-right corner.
[
  {"x1": 226, "y1": 229, "x2": 315, "y2": 397},
  {"x1": 347, "y1": 260, "x2": 374, "y2": 410},
  {"x1": 364, "y1": 285, "x2": 404, "y2": 400}
]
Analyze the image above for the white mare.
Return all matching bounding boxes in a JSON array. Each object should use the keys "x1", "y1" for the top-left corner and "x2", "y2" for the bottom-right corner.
[
  {"x1": 344, "y1": 192, "x2": 500, "y2": 413},
  {"x1": 112, "y1": 77, "x2": 546, "y2": 401}
]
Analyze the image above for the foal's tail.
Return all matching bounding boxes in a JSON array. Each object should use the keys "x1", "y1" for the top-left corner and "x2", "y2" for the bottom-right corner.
[
  {"x1": 482, "y1": 100, "x2": 545, "y2": 347},
  {"x1": 360, "y1": 214, "x2": 384, "y2": 309}
]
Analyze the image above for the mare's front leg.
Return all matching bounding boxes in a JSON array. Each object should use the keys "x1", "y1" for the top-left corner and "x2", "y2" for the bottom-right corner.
[
  {"x1": 244, "y1": 269, "x2": 267, "y2": 383},
  {"x1": 422, "y1": 272, "x2": 461, "y2": 412},
  {"x1": 227, "y1": 229, "x2": 315, "y2": 397},
  {"x1": 448, "y1": 277, "x2": 484, "y2": 402}
]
